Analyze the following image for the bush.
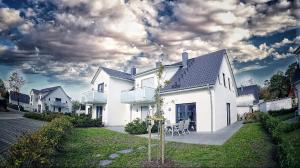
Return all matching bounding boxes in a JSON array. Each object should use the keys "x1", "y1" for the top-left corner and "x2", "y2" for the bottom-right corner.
[
  {"x1": 242, "y1": 112, "x2": 259, "y2": 124},
  {"x1": 4, "y1": 116, "x2": 73, "y2": 167},
  {"x1": 268, "y1": 108, "x2": 297, "y2": 117},
  {"x1": 125, "y1": 118, "x2": 147, "y2": 134},
  {"x1": 24, "y1": 112, "x2": 103, "y2": 127},
  {"x1": 278, "y1": 140, "x2": 298, "y2": 168}
]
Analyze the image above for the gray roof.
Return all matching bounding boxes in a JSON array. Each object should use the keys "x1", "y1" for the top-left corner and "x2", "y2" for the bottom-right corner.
[
  {"x1": 10, "y1": 91, "x2": 30, "y2": 104},
  {"x1": 237, "y1": 85, "x2": 259, "y2": 104},
  {"x1": 161, "y1": 49, "x2": 226, "y2": 93},
  {"x1": 31, "y1": 86, "x2": 71, "y2": 99},
  {"x1": 101, "y1": 67, "x2": 134, "y2": 81}
]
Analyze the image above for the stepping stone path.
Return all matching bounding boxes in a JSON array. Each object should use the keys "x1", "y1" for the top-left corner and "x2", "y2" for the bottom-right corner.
[
  {"x1": 117, "y1": 149, "x2": 133, "y2": 154},
  {"x1": 99, "y1": 146, "x2": 159, "y2": 167},
  {"x1": 99, "y1": 160, "x2": 112, "y2": 167},
  {"x1": 109, "y1": 153, "x2": 119, "y2": 159}
]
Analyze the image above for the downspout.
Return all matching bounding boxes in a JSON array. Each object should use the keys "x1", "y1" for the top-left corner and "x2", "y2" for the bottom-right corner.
[{"x1": 207, "y1": 84, "x2": 214, "y2": 133}]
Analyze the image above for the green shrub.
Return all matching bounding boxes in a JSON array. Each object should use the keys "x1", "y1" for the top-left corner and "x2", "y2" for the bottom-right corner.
[
  {"x1": 278, "y1": 140, "x2": 298, "y2": 168},
  {"x1": 4, "y1": 116, "x2": 73, "y2": 167},
  {"x1": 268, "y1": 108, "x2": 297, "y2": 117},
  {"x1": 125, "y1": 118, "x2": 147, "y2": 134}
]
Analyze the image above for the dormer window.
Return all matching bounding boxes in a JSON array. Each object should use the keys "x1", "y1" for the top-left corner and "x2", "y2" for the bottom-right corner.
[{"x1": 98, "y1": 83, "x2": 104, "y2": 92}]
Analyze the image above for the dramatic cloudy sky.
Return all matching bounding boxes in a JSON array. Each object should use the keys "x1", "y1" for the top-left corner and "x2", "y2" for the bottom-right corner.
[{"x1": 0, "y1": 0, "x2": 299, "y2": 100}]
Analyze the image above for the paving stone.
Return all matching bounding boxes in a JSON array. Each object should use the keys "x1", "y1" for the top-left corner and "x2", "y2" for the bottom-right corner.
[
  {"x1": 109, "y1": 153, "x2": 119, "y2": 159},
  {"x1": 117, "y1": 149, "x2": 133, "y2": 154},
  {"x1": 99, "y1": 160, "x2": 112, "y2": 167}
]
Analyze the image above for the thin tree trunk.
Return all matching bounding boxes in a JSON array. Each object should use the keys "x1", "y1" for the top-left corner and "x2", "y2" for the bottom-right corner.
[
  {"x1": 148, "y1": 124, "x2": 151, "y2": 161},
  {"x1": 162, "y1": 122, "x2": 165, "y2": 164}
]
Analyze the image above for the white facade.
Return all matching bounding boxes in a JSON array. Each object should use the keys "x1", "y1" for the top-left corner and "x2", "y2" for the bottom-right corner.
[
  {"x1": 84, "y1": 51, "x2": 238, "y2": 132},
  {"x1": 30, "y1": 87, "x2": 72, "y2": 113},
  {"x1": 84, "y1": 69, "x2": 133, "y2": 126},
  {"x1": 294, "y1": 82, "x2": 300, "y2": 115},
  {"x1": 236, "y1": 94, "x2": 255, "y2": 116},
  {"x1": 258, "y1": 97, "x2": 293, "y2": 112}
]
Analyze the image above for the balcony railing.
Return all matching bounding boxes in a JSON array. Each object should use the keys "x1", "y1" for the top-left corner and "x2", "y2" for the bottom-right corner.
[
  {"x1": 81, "y1": 90, "x2": 107, "y2": 104},
  {"x1": 121, "y1": 87, "x2": 155, "y2": 104}
]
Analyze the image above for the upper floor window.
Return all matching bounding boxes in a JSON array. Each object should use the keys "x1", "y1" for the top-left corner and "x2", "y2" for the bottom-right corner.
[
  {"x1": 98, "y1": 83, "x2": 104, "y2": 92},
  {"x1": 228, "y1": 78, "x2": 231, "y2": 90},
  {"x1": 30, "y1": 95, "x2": 33, "y2": 102},
  {"x1": 55, "y1": 98, "x2": 61, "y2": 102},
  {"x1": 141, "y1": 77, "x2": 154, "y2": 88},
  {"x1": 223, "y1": 73, "x2": 226, "y2": 88},
  {"x1": 49, "y1": 98, "x2": 50, "y2": 101}
]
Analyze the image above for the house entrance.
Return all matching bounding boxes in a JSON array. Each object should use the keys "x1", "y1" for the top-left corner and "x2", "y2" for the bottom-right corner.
[{"x1": 176, "y1": 103, "x2": 196, "y2": 131}]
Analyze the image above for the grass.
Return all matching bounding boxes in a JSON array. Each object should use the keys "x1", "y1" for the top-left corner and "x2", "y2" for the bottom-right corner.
[
  {"x1": 54, "y1": 123, "x2": 277, "y2": 167},
  {"x1": 281, "y1": 128, "x2": 300, "y2": 167}
]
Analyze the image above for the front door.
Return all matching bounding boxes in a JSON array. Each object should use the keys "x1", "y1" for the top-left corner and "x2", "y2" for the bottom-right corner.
[
  {"x1": 141, "y1": 106, "x2": 149, "y2": 121},
  {"x1": 176, "y1": 103, "x2": 196, "y2": 131},
  {"x1": 227, "y1": 103, "x2": 231, "y2": 126},
  {"x1": 96, "y1": 106, "x2": 103, "y2": 121}
]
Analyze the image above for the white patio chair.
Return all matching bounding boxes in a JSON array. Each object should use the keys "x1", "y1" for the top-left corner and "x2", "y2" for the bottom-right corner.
[
  {"x1": 174, "y1": 121, "x2": 184, "y2": 136},
  {"x1": 183, "y1": 120, "x2": 190, "y2": 134},
  {"x1": 164, "y1": 120, "x2": 172, "y2": 135}
]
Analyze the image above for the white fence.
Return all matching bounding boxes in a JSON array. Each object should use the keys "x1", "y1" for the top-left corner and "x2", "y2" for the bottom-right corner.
[{"x1": 258, "y1": 97, "x2": 292, "y2": 112}]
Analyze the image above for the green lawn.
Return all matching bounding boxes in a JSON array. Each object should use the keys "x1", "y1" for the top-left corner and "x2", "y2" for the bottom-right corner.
[
  {"x1": 54, "y1": 123, "x2": 277, "y2": 167},
  {"x1": 282, "y1": 128, "x2": 300, "y2": 167}
]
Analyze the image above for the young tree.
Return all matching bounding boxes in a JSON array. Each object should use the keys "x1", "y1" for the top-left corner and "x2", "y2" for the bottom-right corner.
[
  {"x1": 269, "y1": 71, "x2": 289, "y2": 99},
  {"x1": 7, "y1": 72, "x2": 25, "y2": 111},
  {"x1": 72, "y1": 100, "x2": 81, "y2": 113},
  {"x1": 0, "y1": 79, "x2": 5, "y2": 95}
]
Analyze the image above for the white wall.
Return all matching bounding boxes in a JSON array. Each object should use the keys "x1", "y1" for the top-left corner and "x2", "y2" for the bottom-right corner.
[
  {"x1": 237, "y1": 106, "x2": 252, "y2": 116},
  {"x1": 259, "y1": 97, "x2": 293, "y2": 112},
  {"x1": 213, "y1": 55, "x2": 237, "y2": 131},
  {"x1": 162, "y1": 88, "x2": 212, "y2": 132},
  {"x1": 296, "y1": 83, "x2": 300, "y2": 115}
]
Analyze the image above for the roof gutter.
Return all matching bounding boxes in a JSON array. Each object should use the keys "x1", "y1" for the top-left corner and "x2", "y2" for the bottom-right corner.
[{"x1": 207, "y1": 84, "x2": 214, "y2": 133}]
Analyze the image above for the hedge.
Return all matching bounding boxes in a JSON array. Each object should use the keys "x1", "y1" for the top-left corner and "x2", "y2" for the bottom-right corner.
[
  {"x1": 268, "y1": 108, "x2": 297, "y2": 117},
  {"x1": 3, "y1": 116, "x2": 73, "y2": 167},
  {"x1": 24, "y1": 112, "x2": 103, "y2": 127},
  {"x1": 125, "y1": 118, "x2": 158, "y2": 134},
  {"x1": 258, "y1": 112, "x2": 300, "y2": 168}
]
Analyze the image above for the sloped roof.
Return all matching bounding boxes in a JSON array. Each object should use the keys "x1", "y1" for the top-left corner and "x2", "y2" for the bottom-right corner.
[
  {"x1": 101, "y1": 67, "x2": 134, "y2": 81},
  {"x1": 31, "y1": 86, "x2": 71, "y2": 100},
  {"x1": 237, "y1": 85, "x2": 259, "y2": 104},
  {"x1": 161, "y1": 49, "x2": 226, "y2": 93},
  {"x1": 10, "y1": 91, "x2": 30, "y2": 104}
]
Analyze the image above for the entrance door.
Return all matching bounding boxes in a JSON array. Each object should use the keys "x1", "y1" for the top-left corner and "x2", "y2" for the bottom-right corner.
[
  {"x1": 176, "y1": 103, "x2": 196, "y2": 131},
  {"x1": 96, "y1": 106, "x2": 103, "y2": 121},
  {"x1": 141, "y1": 106, "x2": 149, "y2": 121},
  {"x1": 58, "y1": 107, "x2": 61, "y2": 112},
  {"x1": 227, "y1": 103, "x2": 231, "y2": 126}
]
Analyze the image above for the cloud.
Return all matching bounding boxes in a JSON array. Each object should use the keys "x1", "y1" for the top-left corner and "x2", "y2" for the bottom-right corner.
[
  {"x1": 0, "y1": 7, "x2": 23, "y2": 31},
  {"x1": 236, "y1": 64, "x2": 268, "y2": 73},
  {"x1": 0, "y1": 0, "x2": 298, "y2": 85}
]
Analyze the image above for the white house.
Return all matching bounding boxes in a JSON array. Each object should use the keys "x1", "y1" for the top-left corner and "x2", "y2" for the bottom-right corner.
[
  {"x1": 82, "y1": 49, "x2": 238, "y2": 132},
  {"x1": 9, "y1": 91, "x2": 30, "y2": 111},
  {"x1": 236, "y1": 85, "x2": 260, "y2": 116},
  {"x1": 29, "y1": 86, "x2": 72, "y2": 113}
]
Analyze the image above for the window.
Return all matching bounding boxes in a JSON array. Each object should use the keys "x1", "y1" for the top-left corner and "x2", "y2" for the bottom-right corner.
[
  {"x1": 228, "y1": 78, "x2": 231, "y2": 90},
  {"x1": 30, "y1": 95, "x2": 33, "y2": 102},
  {"x1": 218, "y1": 75, "x2": 220, "y2": 84},
  {"x1": 98, "y1": 83, "x2": 104, "y2": 92},
  {"x1": 55, "y1": 98, "x2": 61, "y2": 102},
  {"x1": 223, "y1": 73, "x2": 226, "y2": 87},
  {"x1": 49, "y1": 98, "x2": 50, "y2": 101},
  {"x1": 66, "y1": 101, "x2": 67, "y2": 104},
  {"x1": 141, "y1": 77, "x2": 154, "y2": 88}
]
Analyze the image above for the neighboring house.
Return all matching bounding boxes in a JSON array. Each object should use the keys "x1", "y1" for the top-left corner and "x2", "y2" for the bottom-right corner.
[
  {"x1": 258, "y1": 97, "x2": 293, "y2": 113},
  {"x1": 293, "y1": 46, "x2": 300, "y2": 115},
  {"x1": 30, "y1": 86, "x2": 72, "y2": 113},
  {"x1": 9, "y1": 91, "x2": 30, "y2": 111},
  {"x1": 82, "y1": 49, "x2": 238, "y2": 132},
  {"x1": 236, "y1": 85, "x2": 260, "y2": 115}
]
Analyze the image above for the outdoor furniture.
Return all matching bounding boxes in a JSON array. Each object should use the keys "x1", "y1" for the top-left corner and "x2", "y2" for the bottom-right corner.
[
  {"x1": 164, "y1": 120, "x2": 172, "y2": 135},
  {"x1": 174, "y1": 121, "x2": 184, "y2": 136},
  {"x1": 183, "y1": 119, "x2": 190, "y2": 134}
]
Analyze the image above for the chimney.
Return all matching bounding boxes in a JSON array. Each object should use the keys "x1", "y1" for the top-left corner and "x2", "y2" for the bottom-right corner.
[
  {"x1": 131, "y1": 67, "x2": 136, "y2": 75},
  {"x1": 182, "y1": 52, "x2": 188, "y2": 68},
  {"x1": 156, "y1": 61, "x2": 162, "y2": 68}
]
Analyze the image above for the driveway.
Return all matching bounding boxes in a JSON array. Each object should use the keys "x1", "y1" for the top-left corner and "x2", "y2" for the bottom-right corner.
[
  {"x1": 0, "y1": 111, "x2": 45, "y2": 154},
  {"x1": 106, "y1": 121, "x2": 243, "y2": 145}
]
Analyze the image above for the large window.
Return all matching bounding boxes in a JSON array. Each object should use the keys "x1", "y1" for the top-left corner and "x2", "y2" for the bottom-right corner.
[
  {"x1": 55, "y1": 98, "x2": 61, "y2": 102},
  {"x1": 98, "y1": 83, "x2": 104, "y2": 92},
  {"x1": 228, "y1": 78, "x2": 231, "y2": 90},
  {"x1": 141, "y1": 77, "x2": 154, "y2": 88},
  {"x1": 176, "y1": 103, "x2": 196, "y2": 131}
]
